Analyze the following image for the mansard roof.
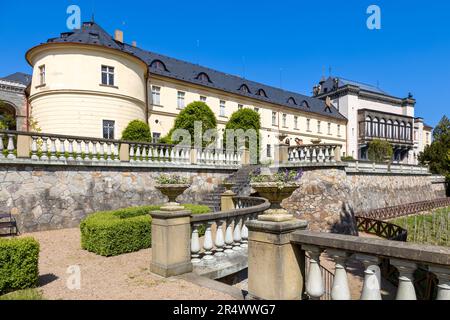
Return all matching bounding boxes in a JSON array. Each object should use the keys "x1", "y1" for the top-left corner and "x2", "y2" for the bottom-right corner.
[{"x1": 44, "y1": 22, "x2": 346, "y2": 121}]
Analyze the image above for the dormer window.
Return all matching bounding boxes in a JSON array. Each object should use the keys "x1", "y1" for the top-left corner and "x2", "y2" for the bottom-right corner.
[
  {"x1": 196, "y1": 72, "x2": 211, "y2": 83},
  {"x1": 239, "y1": 84, "x2": 251, "y2": 94},
  {"x1": 301, "y1": 100, "x2": 310, "y2": 108},
  {"x1": 287, "y1": 97, "x2": 296, "y2": 105},
  {"x1": 150, "y1": 60, "x2": 168, "y2": 72},
  {"x1": 256, "y1": 89, "x2": 267, "y2": 98}
]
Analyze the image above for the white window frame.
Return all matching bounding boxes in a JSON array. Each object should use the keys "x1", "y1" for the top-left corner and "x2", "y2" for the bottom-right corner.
[
  {"x1": 317, "y1": 120, "x2": 321, "y2": 133},
  {"x1": 328, "y1": 123, "x2": 332, "y2": 135},
  {"x1": 200, "y1": 96, "x2": 207, "y2": 102},
  {"x1": 152, "y1": 86, "x2": 161, "y2": 105},
  {"x1": 272, "y1": 112, "x2": 277, "y2": 126},
  {"x1": 177, "y1": 91, "x2": 186, "y2": 109},
  {"x1": 282, "y1": 114, "x2": 287, "y2": 127},
  {"x1": 294, "y1": 116, "x2": 298, "y2": 130},
  {"x1": 101, "y1": 65, "x2": 115, "y2": 86},
  {"x1": 39, "y1": 65, "x2": 46, "y2": 85},
  {"x1": 220, "y1": 100, "x2": 226, "y2": 117},
  {"x1": 102, "y1": 120, "x2": 115, "y2": 139},
  {"x1": 307, "y1": 119, "x2": 311, "y2": 131}
]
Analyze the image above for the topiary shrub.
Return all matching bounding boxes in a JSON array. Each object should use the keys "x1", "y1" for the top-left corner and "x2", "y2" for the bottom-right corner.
[
  {"x1": 121, "y1": 120, "x2": 152, "y2": 142},
  {"x1": 0, "y1": 237, "x2": 40, "y2": 295},
  {"x1": 165, "y1": 101, "x2": 217, "y2": 146},
  {"x1": 224, "y1": 108, "x2": 261, "y2": 163},
  {"x1": 367, "y1": 139, "x2": 393, "y2": 163},
  {"x1": 80, "y1": 204, "x2": 211, "y2": 256}
]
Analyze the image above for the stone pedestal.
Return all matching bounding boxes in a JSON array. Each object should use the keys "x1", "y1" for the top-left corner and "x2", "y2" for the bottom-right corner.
[
  {"x1": 274, "y1": 143, "x2": 289, "y2": 165},
  {"x1": 221, "y1": 190, "x2": 236, "y2": 211},
  {"x1": 150, "y1": 209, "x2": 193, "y2": 277},
  {"x1": 16, "y1": 135, "x2": 31, "y2": 159},
  {"x1": 246, "y1": 218, "x2": 308, "y2": 300}
]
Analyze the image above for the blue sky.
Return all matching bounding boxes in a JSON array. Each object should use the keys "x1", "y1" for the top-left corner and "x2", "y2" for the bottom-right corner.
[{"x1": 0, "y1": 0, "x2": 449, "y2": 127}]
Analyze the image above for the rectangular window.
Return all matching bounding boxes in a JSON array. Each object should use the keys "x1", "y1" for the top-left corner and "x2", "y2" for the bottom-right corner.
[
  {"x1": 39, "y1": 65, "x2": 46, "y2": 85},
  {"x1": 102, "y1": 120, "x2": 115, "y2": 139},
  {"x1": 338, "y1": 125, "x2": 341, "y2": 136},
  {"x1": 238, "y1": 104, "x2": 243, "y2": 110},
  {"x1": 282, "y1": 114, "x2": 287, "y2": 127},
  {"x1": 328, "y1": 123, "x2": 332, "y2": 135},
  {"x1": 294, "y1": 116, "x2": 298, "y2": 129},
  {"x1": 426, "y1": 132, "x2": 430, "y2": 144},
  {"x1": 152, "y1": 86, "x2": 161, "y2": 105},
  {"x1": 307, "y1": 119, "x2": 311, "y2": 131},
  {"x1": 101, "y1": 65, "x2": 115, "y2": 86},
  {"x1": 220, "y1": 100, "x2": 226, "y2": 117},
  {"x1": 254, "y1": 107, "x2": 259, "y2": 113},
  {"x1": 267, "y1": 144, "x2": 272, "y2": 158},
  {"x1": 272, "y1": 112, "x2": 277, "y2": 126},
  {"x1": 317, "y1": 120, "x2": 321, "y2": 133},
  {"x1": 177, "y1": 91, "x2": 185, "y2": 109},
  {"x1": 152, "y1": 132, "x2": 161, "y2": 143},
  {"x1": 200, "y1": 96, "x2": 207, "y2": 102}
]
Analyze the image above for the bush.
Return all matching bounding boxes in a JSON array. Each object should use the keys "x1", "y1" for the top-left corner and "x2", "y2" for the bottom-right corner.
[
  {"x1": 367, "y1": 139, "x2": 393, "y2": 163},
  {"x1": 165, "y1": 101, "x2": 217, "y2": 146},
  {"x1": 224, "y1": 108, "x2": 261, "y2": 163},
  {"x1": 0, "y1": 237, "x2": 40, "y2": 295},
  {"x1": 121, "y1": 120, "x2": 152, "y2": 142},
  {"x1": 80, "y1": 204, "x2": 211, "y2": 256},
  {"x1": 341, "y1": 156, "x2": 355, "y2": 161}
]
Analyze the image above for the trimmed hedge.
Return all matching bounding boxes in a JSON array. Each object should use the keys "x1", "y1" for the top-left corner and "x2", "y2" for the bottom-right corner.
[
  {"x1": 80, "y1": 204, "x2": 211, "y2": 257},
  {"x1": 0, "y1": 237, "x2": 40, "y2": 295}
]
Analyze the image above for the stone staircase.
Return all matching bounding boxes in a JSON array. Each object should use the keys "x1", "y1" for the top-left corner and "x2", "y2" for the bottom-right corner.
[{"x1": 199, "y1": 165, "x2": 259, "y2": 212}]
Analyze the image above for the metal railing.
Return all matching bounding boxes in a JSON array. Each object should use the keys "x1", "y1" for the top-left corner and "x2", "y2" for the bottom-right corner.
[{"x1": 356, "y1": 216, "x2": 408, "y2": 241}]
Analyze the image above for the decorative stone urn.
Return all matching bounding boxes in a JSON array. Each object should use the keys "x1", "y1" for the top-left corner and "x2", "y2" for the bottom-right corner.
[
  {"x1": 155, "y1": 184, "x2": 190, "y2": 211},
  {"x1": 222, "y1": 181, "x2": 235, "y2": 191},
  {"x1": 311, "y1": 138, "x2": 322, "y2": 145},
  {"x1": 251, "y1": 182, "x2": 300, "y2": 222}
]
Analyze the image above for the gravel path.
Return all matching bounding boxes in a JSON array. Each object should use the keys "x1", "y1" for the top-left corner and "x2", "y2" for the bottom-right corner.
[{"x1": 22, "y1": 229, "x2": 235, "y2": 300}]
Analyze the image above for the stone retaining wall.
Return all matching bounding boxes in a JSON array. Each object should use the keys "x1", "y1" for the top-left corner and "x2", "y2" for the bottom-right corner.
[
  {"x1": 0, "y1": 164, "x2": 233, "y2": 232},
  {"x1": 283, "y1": 168, "x2": 447, "y2": 234}
]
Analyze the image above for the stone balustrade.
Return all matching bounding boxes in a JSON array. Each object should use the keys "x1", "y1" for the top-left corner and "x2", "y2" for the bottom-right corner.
[
  {"x1": 288, "y1": 144, "x2": 342, "y2": 164},
  {"x1": 346, "y1": 160, "x2": 429, "y2": 175},
  {"x1": 0, "y1": 130, "x2": 243, "y2": 168},
  {"x1": 190, "y1": 197, "x2": 270, "y2": 264},
  {"x1": 246, "y1": 220, "x2": 450, "y2": 300}
]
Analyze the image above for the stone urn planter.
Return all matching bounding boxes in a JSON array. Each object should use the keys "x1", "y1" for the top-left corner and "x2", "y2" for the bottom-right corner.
[
  {"x1": 222, "y1": 181, "x2": 235, "y2": 192},
  {"x1": 155, "y1": 184, "x2": 190, "y2": 211},
  {"x1": 251, "y1": 182, "x2": 300, "y2": 222}
]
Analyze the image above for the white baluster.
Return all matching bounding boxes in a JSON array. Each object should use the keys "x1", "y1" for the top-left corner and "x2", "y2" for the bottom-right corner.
[
  {"x1": 158, "y1": 147, "x2": 164, "y2": 163},
  {"x1": 41, "y1": 137, "x2": 49, "y2": 161},
  {"x1": 170, "y1": 147, "x2": 176, "y2": 164},
  {"x1": 30, "y1": 136, "x2": 38, "y2": 160},
  {"x1": 67, "y1": 139, "x2": 74, "y2": 161},
  {"x1": 299, "y1": 147, "x2": 305, "y2": 162},
  {"x1": 99, "y1": 142, "x2": 106, "y2": 161},
  {"x1": 58, "y1": 138, "x2": 66, "y2": 161},
  {"x1": 214, "y1": 220, "x2": 225, "y2": 257},
  {"x1": 114, "y1": 143, "x2": 120, "y2": 162},
  {"x1": 311, "y1": 147, "x2": 318, "y2": 162},
  {"x1": 49, "y1": 137, "x2": 58, "y2": 161},
  {"x1": 191, "y1": 224, "x2": 201, "y2": 263},
  {"x1": 106, "y1": 142, "x2": 112, "y2": 161},
  {"x1": 197, "y1": 149, "x2": 202, "y2": 164},
  {"x1": 135, "y1": 144, "x2": 142, "y2": 162},
  {"x1": 428, "y1": 266, "x2": 450, "y2": 300},
  {"x1": 390, "y1": 259, "x2": 417, "y2": 300},
  {"x1": 356, "y1": 255, "x2": 382, "y2": 300},
  {"x1": 324, "y1": 147, "x2": 330, "y2": 162},
  {"x1": 84, "y1": 140, "x2": 91, "y2": 161},
  {"x1": 148, "y1": 146, "x2": 154, "y2": 163},
  {"x1": 141, "y1": 145, "x2": 147, "y2": 162},
  {"x1": 76, "y1": 139, "x2": 83, "y2": 161},
  {"x1": 233, "y1": 217, "x2": 242, "y2": 251},
  {"x1": 328, "y1": 249, "x2": 351, "y2": 300},
  {"x1": 129, "y1": 143, "x2": 135, "y2": 162},
  {"x1": 318, "y1": 147, "x2": 324, "y2": 162},
  {"x1": 304, "y1": 245, "x2": 324, "y2": 300},
  {"x1": 92, "y1": 142, "x2": 98, "y2": 162},
  {"x1": 202, "y1": 222, "x2": 214, "y2": 261},
  {"x1": 240, "y1": 215, "x2": 249, "y2": 248},
  {"x1": 330, "y1": 146, "x2": 336, "y2": 162},
  {"x1": 305, "y1": 147, "x2": 311, "y2": 163},
  {"x1": 224, "y1": 219, "x2": 234, "y2": 254}
]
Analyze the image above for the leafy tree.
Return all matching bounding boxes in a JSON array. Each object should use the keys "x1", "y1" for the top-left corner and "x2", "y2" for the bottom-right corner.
[
  {"x1": 224, "y1": 108, "x2": 261, "y2": 162},
  {"x1": 121, "y1": 120, "x2": 152, "y2": 142},
  {"x1": 162, "y1": 101, "x2": 217, "y2": 146},
  {"x1": 367, "y1": 139, "x2": 393, "y2": 163}
]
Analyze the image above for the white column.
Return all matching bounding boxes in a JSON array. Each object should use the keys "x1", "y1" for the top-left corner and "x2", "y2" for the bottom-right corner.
[
  {"x1": 6, "y1": 134, "x2": 16, "y2": 160},
  {"x1": 58, "y1": 139, "x2": 66, "y2": 161},
  {"x1": 214, "y1": 219, "x2": 225, "y2": 257},
  {"x1": 224, "y1": 219, "x2": 234, "y2": 254},
  {"x1": 390, "y1": 259, "x2": 417, "y2": 300},
  {"x1": 41, "y1": 137, "x2": 49, "y2": 161},
  {"x1": 202, "y1": 222, "x2": 215, "y2": 261},
  {"x1": 233, "y1": 217, "x2": 242, "y2": 251},
  {"x1": 429, "y1": 265, "x2": 450, "y2": 300},
  {"x1": 31, "y1": 136, "x2": 38, "y2": 160},
  {"x1": 356, "y1": 254, "x2": 382, "y2": 300},
  {"x1": 328, "y1": 249, "x2": 351, "y2": 300},
  {"x1": 49, "y1": 137, "x2": 58, "y2": 161},
  {"x1": 240, "y1": 215, "x2": 249, "y2": 248},
  {"x1": 67, "y1": 139, "x2": 74, "y2": 161},
  {"x1": 190, "y1": 223, "x2": 201, "y2": 263},
  {"x1": 303, "y1": 245, "x2": 324, "y2": 300}
]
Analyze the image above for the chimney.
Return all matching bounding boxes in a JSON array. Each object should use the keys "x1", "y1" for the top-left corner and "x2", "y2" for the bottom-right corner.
[
  {"x1": 114, "y1": 30, "x2": 123, "y2": 43},
  {"x1": 132, "y1": 41, "x2": 137, "y2": 47}
]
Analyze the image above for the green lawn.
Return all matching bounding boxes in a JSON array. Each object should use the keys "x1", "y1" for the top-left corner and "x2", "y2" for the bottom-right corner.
[
  {"x1": 391, "y1": 207, "x2": 450, "y2": 246},
  {"x1": 0, "y1": 289, "x2": 44, "y2": 300}
]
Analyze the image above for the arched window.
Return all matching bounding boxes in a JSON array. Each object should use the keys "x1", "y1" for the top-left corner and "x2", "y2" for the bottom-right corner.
[
  {"x1": 301, "y1": 100, "x2": 310, "y2": 108},
  {"x1": 287, "y1": 97, "x2": 296, "y2": 105},
  {"x1": 239, "y1": 84, "x2": 251, "y2": 94},
  {"x1": 150, "y1": 60, "x2": 168, "y2": 72},
  {"x1": 400, "y1": 121, "x2": 406, "y2": 140},
  {"x1": 365, "y1": 116, "x2": 372, "y2": 136},
  {"x1": 380, "y1": 118, "x2": 386, "y2": 138},
  {"x1": 387, "y1": 119, "x2": 393, "y2": 138},
  {"x1": 0, "y1": 101, "x2": 17, "y2": 130},
  {"x1": 196, "y1": 72, "x2": 211, "y2": 83},
  {"x1": 394, "y1": 121, "x2": 399, "y2": 139},
  {"x1": 256, "y1": 89, "x2": 267, "y2": 98},
  {"x1": 372, "y1": 118, "x2": 379, "y2": 137},
  {"x1": 406, "y1": 123, "x2": 412, "y2": 140}
]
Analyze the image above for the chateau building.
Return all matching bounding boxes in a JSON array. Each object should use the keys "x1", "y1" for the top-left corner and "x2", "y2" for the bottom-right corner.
[
  {"x1": 313, "y1": 77, "x2": 433, "y2": 163},
  {"x1": 0, "y1": 72, "x2": 31, "y2": 131},
  {"x1": 0, "y1": 21, "x2": 432, "y2": 163}
]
